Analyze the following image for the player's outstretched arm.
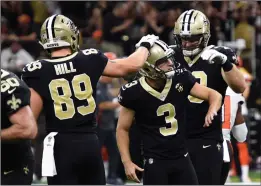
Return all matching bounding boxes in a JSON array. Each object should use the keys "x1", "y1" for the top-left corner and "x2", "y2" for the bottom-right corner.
[
  {"x1": 232, "y1": 104, "x2": 248, "y2": 142},
  {"x1": 221, "y1": 65, "x2": 246, "y2": 93},
  {"x1": 1, "y1": 106, "x2": 37, "y2": 140},
  {"x1": 103, "y1": 34, "x2": 159, "y2": 77},
  {"x1": 190, "y1": 83, "x2": 222, "y2": 127},
  {"x1": 200, "y1": 47, "x2": 246, "y2": 93},
  {"x1": 116, "y1": 106, "x2": 144, "y2": 183}
]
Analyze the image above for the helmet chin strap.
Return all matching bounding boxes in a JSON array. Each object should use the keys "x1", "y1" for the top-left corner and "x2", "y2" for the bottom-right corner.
[{"x1": 183, "y1": 48, "x2": 202, "y2": 57}]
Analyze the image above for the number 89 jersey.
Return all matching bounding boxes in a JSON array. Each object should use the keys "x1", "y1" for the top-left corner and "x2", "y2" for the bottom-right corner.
[
  {"x1": 22, "y1": 49, "x2": 108, "y2": 133},
  {"x1": 118, "y1": 69, "x2": 196, "y2": 159}
]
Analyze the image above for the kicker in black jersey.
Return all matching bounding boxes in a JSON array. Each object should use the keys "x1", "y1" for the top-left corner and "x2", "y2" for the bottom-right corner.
[
  {"x1": 173, "y1": 45, "x2": 237, "y2": 141},
  {"x1": 22, "y1": 49, "x2": 108, "y2": 133},
  {"x1": 118, "y1": 69, "x2": 196, "y2": 159}
]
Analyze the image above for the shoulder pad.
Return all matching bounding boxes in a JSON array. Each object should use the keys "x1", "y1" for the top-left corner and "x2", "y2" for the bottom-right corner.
[
  {"x1": 1, "y1": 69, "x2": 11, "y2": 79},
  {"x1": 23, "y1": 60, "x2": 43, "y2": 74},
  {"x1": 121, "y1": 80, "x2": 139, "y2": 91}
]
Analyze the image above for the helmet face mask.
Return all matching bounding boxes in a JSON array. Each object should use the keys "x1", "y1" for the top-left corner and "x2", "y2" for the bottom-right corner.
[
  {"x1": 39, "y1": 15, "x2": 80, "y2": 54},
  {"x1": 173, "y1": 9, "x2": 211, "y2": 57},
  {"x1": 139, "y1": 40, "x2": 175, "y2": 80}
]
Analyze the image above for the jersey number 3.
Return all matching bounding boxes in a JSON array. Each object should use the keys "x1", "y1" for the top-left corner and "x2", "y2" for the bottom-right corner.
[
  {"x1": 157, "y1": 103, "x2": 178, "y2": 136},
  {"x1": 49, "y1": 73, "x2": 96, "y2": 120}
]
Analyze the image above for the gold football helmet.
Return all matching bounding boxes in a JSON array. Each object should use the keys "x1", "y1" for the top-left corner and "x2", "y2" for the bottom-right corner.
[
  {"x1": 173, "y1": 9, "x2": 211, "y2": 57},
  {"x1": 139, "y1": 40, "x2": 175, "y2": 80},
  {"x1": 39, "y1": 14, "x2": 80, "y2": 53}
]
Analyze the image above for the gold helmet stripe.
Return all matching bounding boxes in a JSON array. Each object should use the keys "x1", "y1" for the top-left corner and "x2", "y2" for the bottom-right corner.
[{"x1": 46, "y1": 14, "x2": 58, "y2": 42}]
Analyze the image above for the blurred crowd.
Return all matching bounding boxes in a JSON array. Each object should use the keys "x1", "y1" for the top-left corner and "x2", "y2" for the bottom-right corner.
[{"x1": 1, "y1": 1, "x2": 261, "y2": 184}]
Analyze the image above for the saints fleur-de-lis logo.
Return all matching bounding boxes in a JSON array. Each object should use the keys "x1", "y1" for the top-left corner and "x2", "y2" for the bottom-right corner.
[
  {"x1": 23, "y1": 166, "x2": 29, "y2": 175},
  {"x1": 175, "y1": 83, "x2": 183, "y2": 92},
  {"x1": 7, "y1": 94, "x2": 21, "y2": 110}
]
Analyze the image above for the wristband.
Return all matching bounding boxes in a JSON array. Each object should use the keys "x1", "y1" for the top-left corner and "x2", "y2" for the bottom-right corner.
[
  {"x1": 222, "y1": 62, "x2": 233, "y2": 72},
  {"x1": 140, "y1": 42, "x2": 151, "y2": 50}
]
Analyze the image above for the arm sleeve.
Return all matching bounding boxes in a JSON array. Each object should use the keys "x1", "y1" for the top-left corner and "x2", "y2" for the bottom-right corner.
[
  {"x1": 177, "y1": 68, "x2": 197, "y2": 95},
  {"x1": 21, "y1": 62, "x2": 43, "y2": 96},
  {"x1": 117, "y1": 86, "x2": 136, "y2": 110},
  {"x1": 5, "y1": 80, "x2": 31, "y2": 116}
]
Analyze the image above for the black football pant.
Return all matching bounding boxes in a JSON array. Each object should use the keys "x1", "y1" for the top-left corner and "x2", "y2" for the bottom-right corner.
[
  {"x1": 187, "y1": 139, "x2": 223, "y2": 185},
  {"x1": 47, "y1": 133, "x2": 106, "y2": 185},
  {"x1": 1, "y1": 159, "x2": 34, "y2": 185},
  {"x1": 143, "y1": 154, "x2": 198, "y2": 185},
  {"x1": 220, "y1": 140, "x2": 234, "y2": 184}
]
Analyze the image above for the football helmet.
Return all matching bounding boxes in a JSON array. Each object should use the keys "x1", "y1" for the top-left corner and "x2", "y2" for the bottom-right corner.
[
  {"x1": 173, "y1": 9, "x2": 211, "y2": 57},
  {"x1": 39, "y1": 14, "x2": 80, "y2": 53},
  {"x1": 139, "y1": 40, "x2": 175, "y2": 80}
]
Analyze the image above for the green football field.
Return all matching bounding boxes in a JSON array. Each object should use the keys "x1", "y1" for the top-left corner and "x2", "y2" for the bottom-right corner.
[
  {"x1": 230, "y1": 170, "x2": 261, "y2": 183},
  {"x1": 33, "y1": 170, "x2": 261, "y2": 185}
]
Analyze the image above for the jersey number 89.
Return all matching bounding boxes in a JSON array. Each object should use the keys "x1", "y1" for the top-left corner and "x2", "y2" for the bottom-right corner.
[{"x1": 49, "y1": 73, "x2": 96, "y2": 120}]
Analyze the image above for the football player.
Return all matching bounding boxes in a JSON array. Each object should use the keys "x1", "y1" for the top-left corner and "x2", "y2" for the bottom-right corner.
[
  {"x1": 116, "y1": 40, "x2": 222, "y2": 185},
  {"x1": 220, "y1": 87, "x2": 248, "y2": 184},
  {"x1": 1, "y1": 69, "x2": 37, "y2": 185},
  {"x1": 221, "y1": 58, "x2": 253, "y2": 184},
  {"x1": 172, "y1": 9, "x2": 247, "y2": 184},
  {"x1": 21, "y1": 14, "x2": 158, "y2": 185}
]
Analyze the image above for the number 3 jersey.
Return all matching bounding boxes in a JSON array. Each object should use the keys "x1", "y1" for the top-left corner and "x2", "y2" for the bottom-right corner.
[
  {"x1": 22, "y1": 49, "x2": 108, "y2": 133},
  {"x1": 118, "y1": 69, "x2": 196, "y2": 159}
]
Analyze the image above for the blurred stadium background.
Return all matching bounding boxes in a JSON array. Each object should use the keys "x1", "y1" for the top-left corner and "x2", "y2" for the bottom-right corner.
[{"x1": 1, "y1": 1, "x2": 261, "y2": 185}]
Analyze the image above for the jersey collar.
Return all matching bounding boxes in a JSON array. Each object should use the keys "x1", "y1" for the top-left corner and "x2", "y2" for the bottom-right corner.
[{"x1": 139, "y1": 77, "x2": 172, "y2": 101}]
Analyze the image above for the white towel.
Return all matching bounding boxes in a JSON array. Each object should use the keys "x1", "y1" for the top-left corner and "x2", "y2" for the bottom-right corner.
[
  {"x1": 223, "y1": 140, "x2": 230, "y2": 162},
  {"x1": 42, "y1": 132, "x2": 58, "y2": 177}
]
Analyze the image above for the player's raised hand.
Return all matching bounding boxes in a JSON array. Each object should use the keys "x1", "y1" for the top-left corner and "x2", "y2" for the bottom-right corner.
[
  {"x1": 201, "y1": 48, "x2": 227, "y2": 65},
  {"x1": 204, "y1": 109, "x2": 217, "y2": 127},
  {"x1": 123, "y1": 161, "x2": 144, "y2": 183},
  {"x1": 135, "y1": 34, "x2": 159, "y2": 50}
]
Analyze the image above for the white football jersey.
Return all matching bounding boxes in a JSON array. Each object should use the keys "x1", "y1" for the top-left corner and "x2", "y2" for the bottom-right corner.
[{"x1": 222, "y1": 87, "x2": 245, "y2": 141}]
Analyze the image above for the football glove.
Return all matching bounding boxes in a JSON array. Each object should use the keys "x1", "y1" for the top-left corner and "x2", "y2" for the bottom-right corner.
[
  {"x1": 201, "y1": 48, "x2": 228, "y2": 65},
  {"x1": 135, "y1": 34, "x2": 159, "y2": 50}
]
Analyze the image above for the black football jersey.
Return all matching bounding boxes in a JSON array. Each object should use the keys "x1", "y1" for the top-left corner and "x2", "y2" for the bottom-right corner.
[
  {"x1": 22, "y1": 49, "x2": 108, "y2": 133},
  {"x1": 118, "y1": 68, "x2": 196, "y2": 159},
  {"x1": 1, "y1": 69, "x2": 33, "y2": 169},
  {"x1": 173, "y1": 45, "x2": 237, "y2": 142}
]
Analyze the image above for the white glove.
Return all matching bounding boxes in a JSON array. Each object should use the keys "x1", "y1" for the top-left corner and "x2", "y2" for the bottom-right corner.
[
  {"x1": 201, "y1": 49, "x2": 227, "y2": 65},
  {"x1": 135, "y1": 34, "x2": 159, "y2": 49}
]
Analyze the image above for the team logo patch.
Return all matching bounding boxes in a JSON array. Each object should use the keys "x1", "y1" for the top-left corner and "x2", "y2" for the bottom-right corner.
[
  {"x1": 175, "y1": 83, "x2": 183, "y2": 92},
  {"x1": 7, "y1": 95, "x2": 21, "y2": 110}
]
